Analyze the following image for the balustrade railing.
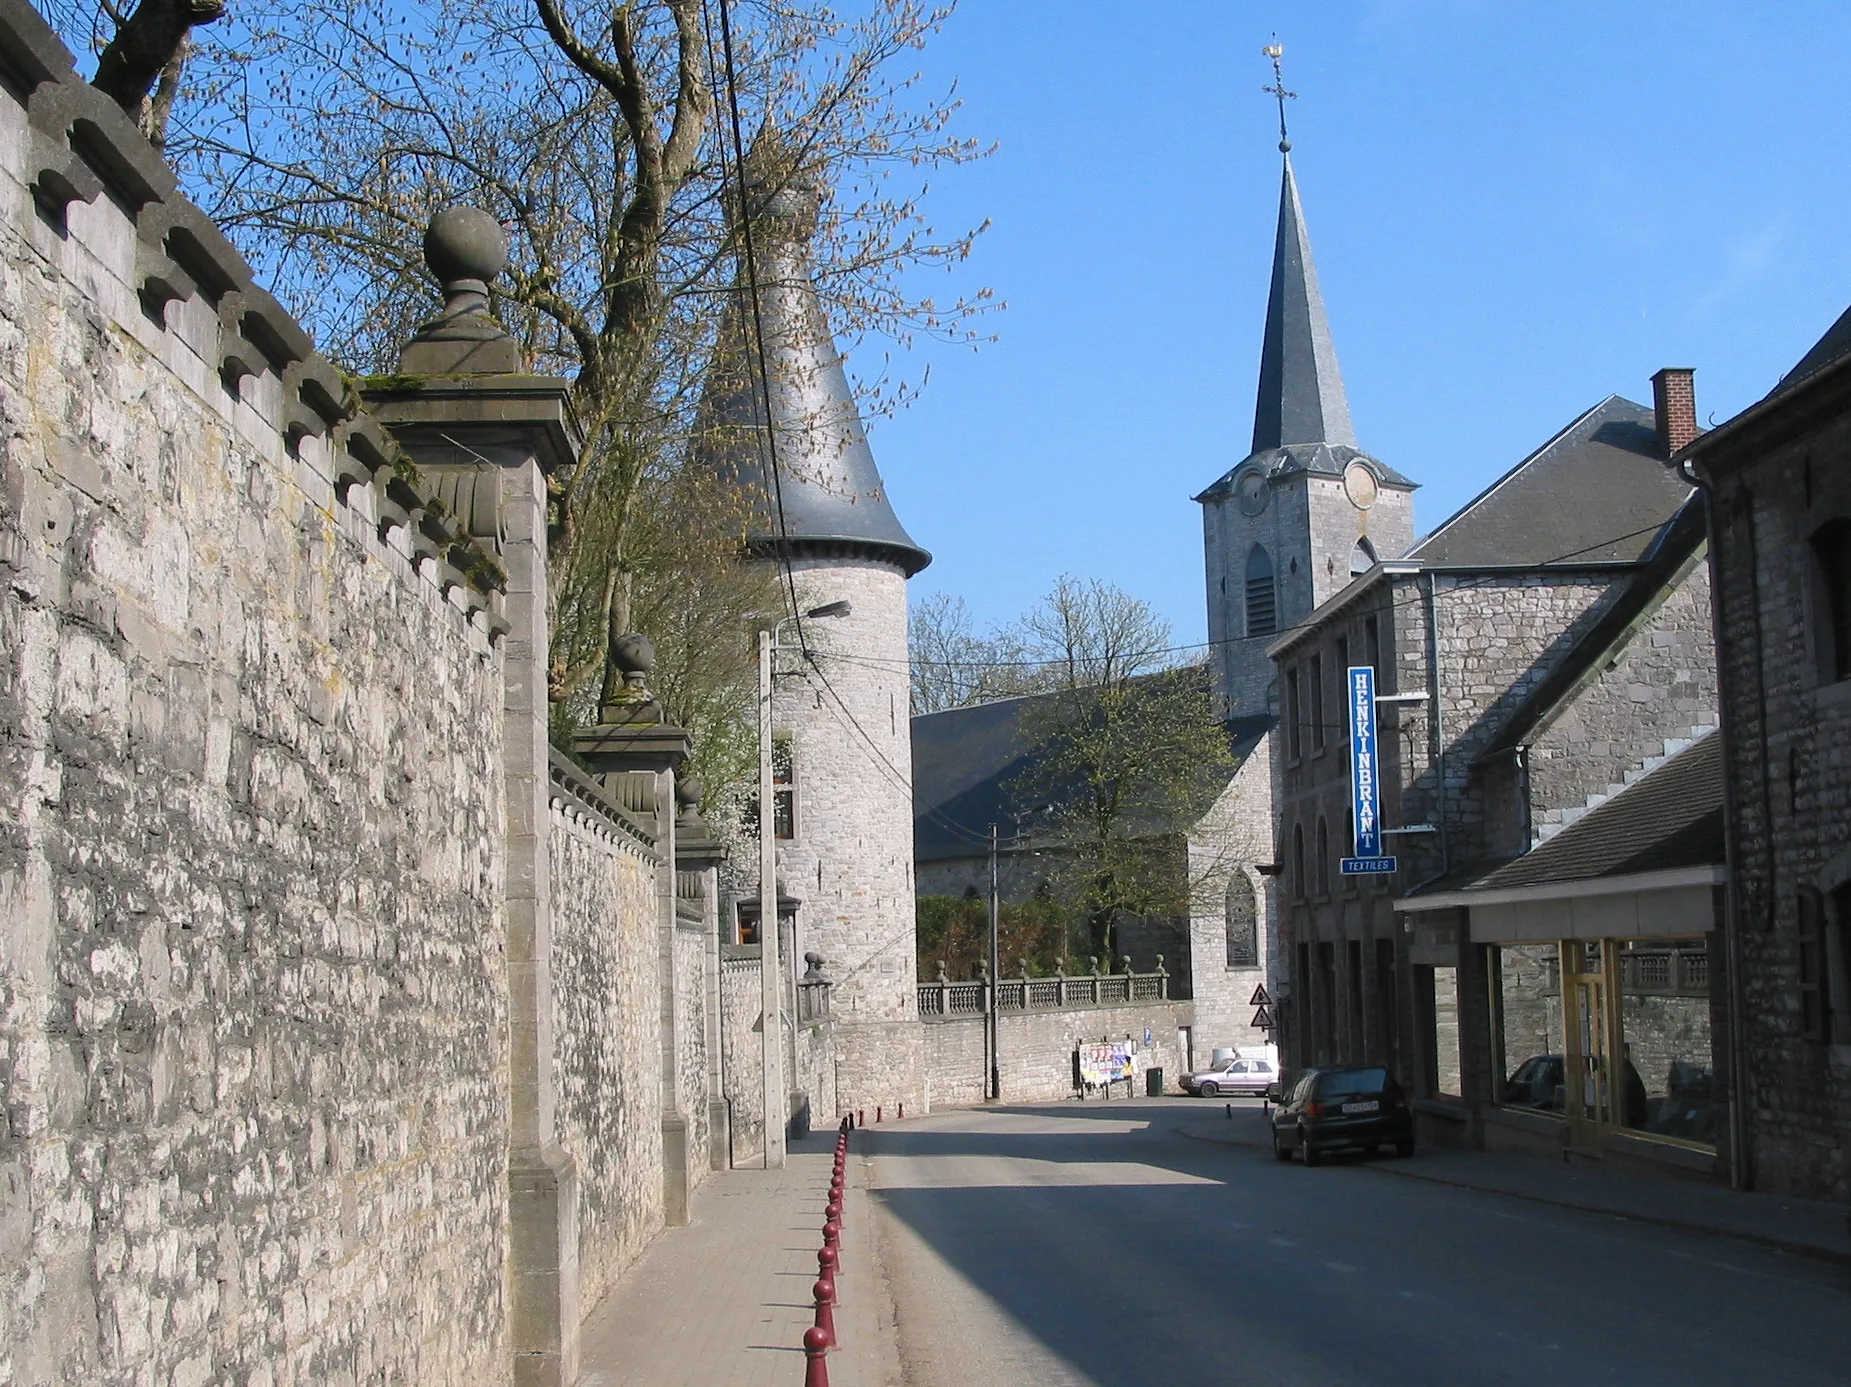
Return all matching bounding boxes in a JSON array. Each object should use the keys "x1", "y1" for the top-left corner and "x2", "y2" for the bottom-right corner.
[{"x1": 917, "y1": 959, "x2": 1170, "y2": 1018}]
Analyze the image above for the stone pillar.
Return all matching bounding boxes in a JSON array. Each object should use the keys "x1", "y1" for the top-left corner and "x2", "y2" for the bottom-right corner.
[
  {"x1": 574, "y1": 647, "x2": 694, "y2": 1226},
  {"x1": 675, "y1": 781, "x2": 732, "y2": 1172},
  {"x1": 364, "y1": 208, "x2": 581, "y2": 1387}
]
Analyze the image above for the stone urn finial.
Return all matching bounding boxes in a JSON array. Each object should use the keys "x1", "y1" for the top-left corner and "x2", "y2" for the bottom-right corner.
[
  {"x1": 598, "y1": 632, "x2": 664, "y2": 725},
  {"x1": 936, "y1": 961, "x2": 949, "y2": 985},
  {"x1": 1120, "y1": 954, "x2": 1133, "y2": 975},
  {"x1": 399, "y1": 205, "x2": 521, "y2": 374},
  {"x1": 674, "y1": 775, "x2": 703, "y2": 824}
]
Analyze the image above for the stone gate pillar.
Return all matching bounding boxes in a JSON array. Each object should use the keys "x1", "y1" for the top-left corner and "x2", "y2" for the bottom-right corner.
[{"x1": 364, "y1": 208, "x2": 581, "y2": 1387}]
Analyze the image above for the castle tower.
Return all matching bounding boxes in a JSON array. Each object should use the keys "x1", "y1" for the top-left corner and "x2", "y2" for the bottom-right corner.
[
  {"x1": 1196, "y1": 146, "x2": 1417, "y2": 716},
  {"x1": 700, "y1": 159, "x2": 931, "y2": 1118}
]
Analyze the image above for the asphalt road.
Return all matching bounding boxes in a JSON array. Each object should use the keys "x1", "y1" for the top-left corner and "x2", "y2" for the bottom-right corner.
[{"x1": 864, "y1": 1099, "x2": 1851, "y2": 1387}]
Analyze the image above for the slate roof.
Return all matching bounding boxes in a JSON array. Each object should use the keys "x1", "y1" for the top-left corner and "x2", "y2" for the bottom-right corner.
[
  {"x1": 1413, "y1": 731, "x2": 1724, "y2": 898},
  {"x1": 911, "y1": 691, "x2": 1270, "y2": 864},
  {"x1": 698, "y1": 192, "x2": 930, "y2": 575},
  {"x1": 1772, "y1": 300, "x2": 1851, "y2": 398},
  {"x1": 1407, "y1": 396, "x2": 1694, "y2": 568}
]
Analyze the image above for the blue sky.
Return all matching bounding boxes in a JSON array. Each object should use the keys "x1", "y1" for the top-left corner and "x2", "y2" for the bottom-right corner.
[{"x1": 869, "y1": 1, "x2": 1851, "y2": 647}]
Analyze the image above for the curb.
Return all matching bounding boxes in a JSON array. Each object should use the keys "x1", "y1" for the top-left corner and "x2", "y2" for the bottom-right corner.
[{"x1": 1178, "y1": 1120, "x2": 1851, "y2": 1272}]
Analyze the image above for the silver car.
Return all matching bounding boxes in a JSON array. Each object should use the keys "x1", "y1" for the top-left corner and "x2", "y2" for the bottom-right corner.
[{"x1": 1183, "y1": 1055, "x2": 1278, "y2": 1098}]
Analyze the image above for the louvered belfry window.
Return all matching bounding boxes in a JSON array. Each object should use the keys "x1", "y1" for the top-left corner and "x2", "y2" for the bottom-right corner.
[{"x1": 1246, "y1": 545, "x2": 1277, "y2": 637}]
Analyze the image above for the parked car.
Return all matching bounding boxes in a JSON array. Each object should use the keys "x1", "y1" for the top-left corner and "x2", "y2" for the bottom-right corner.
[
  {"x1": 1182, "y1": 1054, "x2": 1279, "y2": 1098},
  {"x1": 1503, "y1": 1054, "x2": 1566, "y2": 1110},
  {"x1": 1271, "y1": 1065, "x2": 1414, "y2": 1166}
]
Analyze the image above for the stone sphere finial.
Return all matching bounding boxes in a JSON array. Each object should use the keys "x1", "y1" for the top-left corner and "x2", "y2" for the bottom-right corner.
[
  {"x1": 424, "y1": 206, "x2": 508, "y2": 294},
  {"x1": 675, "y1": 777, "x2": 703, "y2": 811},
  {"x1": 612, "y1": 632, "x2": 656, "y2": 679}
]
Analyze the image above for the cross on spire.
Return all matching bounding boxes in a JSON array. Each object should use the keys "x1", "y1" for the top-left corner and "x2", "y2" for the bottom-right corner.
[{"x1": 1261, "y1": 41, "x2": 1296, "y2": 152}]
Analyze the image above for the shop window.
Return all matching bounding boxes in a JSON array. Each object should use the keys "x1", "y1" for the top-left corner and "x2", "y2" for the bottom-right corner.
[
  {"x1": 1496, "y1": 944, "x2": 1565, "y2": 1112},
  {"x1": 1799, "y1": 888, "x2": 1830, "y2": 1042},
  {"x1": 1246, "y1": 545, "x2": 1277, "y2": 637},
  {"x1": 1225, "y1": 873, "x2": 1258, "y2": 967},
  {"x1": 1309, "y1": 654, "x2": 1326, "y2": 752},
  {"x1": 1376, "y1": 938, "x2": 1399, "y2": 1069},
  {"x1": 1315, "y1": 817, "x2": 1330, "y2": 896},
  {"x1": 1346, "y1": 939, "x2": 1365, "y2": 1060},
  {"x1": 1432, "y1": 965, "x2": 1462, "y2": 1097},
  {"x1": 1618, "y1": 938, "x2": 1716, "y2": 1144},
  {"x1": 1291, "y1": 823, "x2": 1306, "y2": 899},
  {"x1": 1812, "y1": 518, "x2": 1851, "y2": 683},
  {"x1": 1316, "y1": 942, "x2": 1338, "y2": 1064}
]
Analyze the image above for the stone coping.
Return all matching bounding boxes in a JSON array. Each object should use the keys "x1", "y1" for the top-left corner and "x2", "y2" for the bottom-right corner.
[
  {"x1": 0, "y1": 0, "x2": 509, "y2": 626},
  {"x1": 546, "y1": 747, "x2": 657, "y2": 854}
]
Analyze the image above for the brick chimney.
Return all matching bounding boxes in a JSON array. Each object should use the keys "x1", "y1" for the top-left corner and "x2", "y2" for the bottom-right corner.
[{"x1": 1651, "y1": 368, "x2": 1698, "y2": 455}]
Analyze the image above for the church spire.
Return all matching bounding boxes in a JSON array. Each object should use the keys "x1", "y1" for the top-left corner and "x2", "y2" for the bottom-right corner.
[{"x1": 1250, "y1": 46, "x2": 1357, "y2": 454}]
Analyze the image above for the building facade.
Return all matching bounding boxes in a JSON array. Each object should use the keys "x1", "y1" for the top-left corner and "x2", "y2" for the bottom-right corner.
[{"x1": 1679, "y1": 310, "x2": 1851, "y2": 1203}]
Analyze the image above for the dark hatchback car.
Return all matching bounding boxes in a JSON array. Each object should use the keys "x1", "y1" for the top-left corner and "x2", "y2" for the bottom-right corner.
[{"x1": 1271, "y1": 1066, "x2": 1413, "y2": 1166}]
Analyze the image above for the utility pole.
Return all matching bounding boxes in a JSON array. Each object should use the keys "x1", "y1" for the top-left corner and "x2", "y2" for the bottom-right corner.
[
  {"x1": 758, "y1": 627, "x2": 785, "y2": 1168},
  {"x1": 988, "y1": 823, "x2": 1001, "y2": 1102}
]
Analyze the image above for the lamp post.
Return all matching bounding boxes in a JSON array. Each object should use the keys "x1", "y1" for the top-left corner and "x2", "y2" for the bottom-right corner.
[{"x1": 760, "y1": 601, "x2": 851, "y2": 1168}]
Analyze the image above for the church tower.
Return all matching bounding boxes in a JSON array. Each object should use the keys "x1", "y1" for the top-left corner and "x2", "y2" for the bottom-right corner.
[
  {"x1": 1196, "y1": 127, "x2": 1416, "y2": 718},
  {"x1": 700, "y1": 155, "x2": 931, "y2": 1120}
]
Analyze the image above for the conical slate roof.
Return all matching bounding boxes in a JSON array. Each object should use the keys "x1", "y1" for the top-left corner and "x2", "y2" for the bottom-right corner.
[
  {"x1": 698, "y1": 175, "x2": 929, "y2": 577},
  {"x1": 1196, "y1": 152, "x2": 1412, "y2": 502},
  {"x1": 1253, "y1": 154, "x2": 1355, "y2": 453}
]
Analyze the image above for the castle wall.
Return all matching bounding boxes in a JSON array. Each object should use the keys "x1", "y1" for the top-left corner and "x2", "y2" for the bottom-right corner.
[{"x1": 0, "y1": 83, "x2": 512, "y2": 1387}]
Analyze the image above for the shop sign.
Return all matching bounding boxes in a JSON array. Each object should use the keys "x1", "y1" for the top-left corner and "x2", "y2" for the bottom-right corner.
[{"x1": 1343, "y1": 665, "x2": 1397, "y2": 876}]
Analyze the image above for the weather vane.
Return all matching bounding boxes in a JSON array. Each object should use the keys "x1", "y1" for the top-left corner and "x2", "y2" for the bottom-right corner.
[{"x1": 1261, "y1": 40, "x2": 1296, "y2": 152}]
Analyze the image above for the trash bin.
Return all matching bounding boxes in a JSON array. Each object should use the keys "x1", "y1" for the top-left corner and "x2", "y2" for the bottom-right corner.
[{"x1": 1145, "y1": 1067, "x2": 1164, "y2": 1097}]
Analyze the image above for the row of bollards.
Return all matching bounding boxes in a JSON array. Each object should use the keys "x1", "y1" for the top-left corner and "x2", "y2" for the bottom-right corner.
[
  {"x1": 843, "y1": 1102, "x2": 903, "y2": 1129},
  {"x1": 804, "y1": 1119, "x2": 854, "y2": 1387}
]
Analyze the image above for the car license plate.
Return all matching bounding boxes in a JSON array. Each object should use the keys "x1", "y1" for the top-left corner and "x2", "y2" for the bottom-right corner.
[{"x1": 1341, "y1": 1100, "x2": 1379, "y2": 1114}]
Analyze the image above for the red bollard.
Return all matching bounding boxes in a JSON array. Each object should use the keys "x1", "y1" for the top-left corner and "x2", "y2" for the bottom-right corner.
[
  {"x1": 899, "y1": 1102, "x2": 904, "y2": 1119},
  {"x1": 876, "y1": 1105, "x2": 882, "y2": 1123},
  {"x1": 818, "y1": 1244, "x2": 837, "y2": 1282},
  {"x1": 813, "y1": 1276, "x2": 837, "y2": 1348},
  {"x1": 803, "y1": 1325, "x2": 831, "y2": 1386},
  {"x1": 824, "y1": 1218, "x2": 841, "y2": 1263},
  {"x1": 826, "y1": 1196, "x2": 842, "y2": 1223}
]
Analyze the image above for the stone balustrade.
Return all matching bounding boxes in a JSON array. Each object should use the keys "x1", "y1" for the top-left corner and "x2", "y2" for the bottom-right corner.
[{"x1": 917, "y1": 958, "x2": 1170, "y2": 1018}]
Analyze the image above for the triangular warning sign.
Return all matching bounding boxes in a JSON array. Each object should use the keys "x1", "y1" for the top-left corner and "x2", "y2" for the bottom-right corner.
[
  {"x1": 1251, "y1": 1004, "x2": 1274, "y2": 1030},
  {"x1": 1249, "y1": 984, "x2": 1271, "y2": 1007}
]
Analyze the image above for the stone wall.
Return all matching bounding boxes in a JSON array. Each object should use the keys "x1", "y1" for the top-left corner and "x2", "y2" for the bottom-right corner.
[
  {"x1": 1698, "y1": 383, "x2": 1851, "y2": 1204},
  {"x1": 718, "y1": 950, "x2": 765, "y2": 1163},
  {"x1": 922, "y1": 1001, "x2": 1193, "y2": 1108},
  {"x1": 0, "y1": 38, "x2": 514, "y2": 1387},
  {"x1": 546, "y1": 772, "x2": 663, "y2": 1313},
  {"x1": 673, "y1": 923, "x2": 711, "y2": 1182}
]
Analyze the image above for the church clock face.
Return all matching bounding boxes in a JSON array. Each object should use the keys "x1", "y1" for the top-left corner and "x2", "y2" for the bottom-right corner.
[
  {"x1": 1235, "y1": 467, "x2": 1269, "y2": 517},
  {"x1": 1343, "y1": 461, "x2": 1379, "y2": 511}
]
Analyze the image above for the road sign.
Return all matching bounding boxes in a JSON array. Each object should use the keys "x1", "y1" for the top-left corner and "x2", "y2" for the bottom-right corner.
[
  {"x1": 1250, "y1": 1005, "x2": 1274, "y2": 1030},
  {"x1": 1249, "y1": 984, "x2": 1271, "y2": 1007},
  {"x1": 1341, "y1": 856, "x2": 1399, "y2": 875},
  {"x1": 1348, "y1": 666, "x2": 1382, "y2": 860}
]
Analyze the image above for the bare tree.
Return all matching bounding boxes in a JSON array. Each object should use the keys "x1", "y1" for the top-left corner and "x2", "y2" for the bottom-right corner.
[
  {"x1": 1005, "y1": 578, "x2": 1234, "y2": 959},
  {"x1": 907, "y1": 591, "x2": 1045, "y2": 715},
  {"x1": 33, "y1": 0, "x2": 996, "y2": 792}
]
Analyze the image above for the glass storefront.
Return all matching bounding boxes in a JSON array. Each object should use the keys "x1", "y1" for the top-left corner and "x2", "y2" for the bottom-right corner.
[{"x1": 1494, "y1": 936, "x2": 1714, "y2": 1151}]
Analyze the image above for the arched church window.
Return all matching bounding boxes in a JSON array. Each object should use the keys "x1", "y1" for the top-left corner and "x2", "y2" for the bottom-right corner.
[
  {"x1": 1351, "y1": 537, "x2": 1377, "y2": 575},
  {"x1": 1246, "y1": 546, "x2": 1277, "y2": 637},
  {"x1": 1225, "y1": 872, "x2": 1258, "y2": 967}
]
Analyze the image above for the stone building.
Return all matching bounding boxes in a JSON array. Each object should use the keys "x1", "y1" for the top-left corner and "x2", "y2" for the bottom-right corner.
[
  {"x1": 699, "y1": 158, "x2": 930, "y2": 1118},
  {"x1": 0, "y1": 7, "x2": 771, "y2": 1383},
  {"x1": 1270, "y1": 363, "x2": 1722, "y2": 1178},
  {"x1": 1676, "y1": 308, "x2": 1851, "y2": 1203}
]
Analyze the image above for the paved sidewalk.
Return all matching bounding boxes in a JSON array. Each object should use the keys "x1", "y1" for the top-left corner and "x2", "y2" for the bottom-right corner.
[
  {"x1": 1180, "y1": 1105, "x2": 1851, "y2": 1268},
  {"x1": 578, "y1": 1129, "x2": 900, "y2": 1387}
]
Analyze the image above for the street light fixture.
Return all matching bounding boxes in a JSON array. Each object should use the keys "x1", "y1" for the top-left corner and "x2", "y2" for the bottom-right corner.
[{"x1": 758, "y1": 601, "x2": 851, "y2": 1168}]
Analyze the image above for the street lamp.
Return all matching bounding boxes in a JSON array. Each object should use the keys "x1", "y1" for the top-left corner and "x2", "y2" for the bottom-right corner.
[{"x1": 759, "y1": 602, "x2": 851, "y2": 1168}]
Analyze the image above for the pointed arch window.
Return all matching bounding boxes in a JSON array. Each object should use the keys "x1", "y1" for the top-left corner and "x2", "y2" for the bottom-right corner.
[
  {"x1": 1351, "y1": 537, "x2": 1377, "y2": 576},
  {"x1": 1246, "y1": 545, "x2": 1277, "y2": 637},
  {"x1": 1225, "y1": 873, "x2": 1258, "y2": 968}
]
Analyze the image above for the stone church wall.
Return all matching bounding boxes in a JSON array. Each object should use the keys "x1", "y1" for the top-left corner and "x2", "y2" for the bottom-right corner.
[
  {"x1": 1187, "y1": 736, "x2": 1280, "y2": 1062},
  {"x1": 0, "y1": 61, "x2": 511, "y2": 1387}
]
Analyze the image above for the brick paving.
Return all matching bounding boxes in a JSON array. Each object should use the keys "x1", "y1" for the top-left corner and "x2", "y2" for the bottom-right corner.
[{"x1": 578, "y1": 1129, "x2": 899, "y2": 1387}]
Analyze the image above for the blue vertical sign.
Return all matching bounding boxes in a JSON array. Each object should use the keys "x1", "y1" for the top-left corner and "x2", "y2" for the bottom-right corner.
[{"x1": 1342, "y1": 666, "x2": 1397, "y2": 874}]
